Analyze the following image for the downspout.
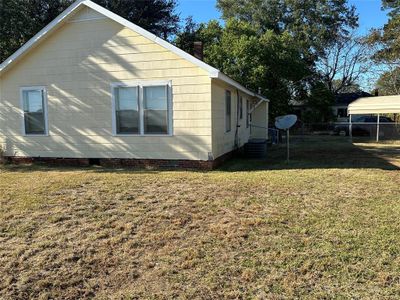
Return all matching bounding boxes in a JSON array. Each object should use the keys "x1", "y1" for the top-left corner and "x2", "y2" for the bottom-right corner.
[{"x1": 234, "y1": 89, "x2": 240, "y2": 149}]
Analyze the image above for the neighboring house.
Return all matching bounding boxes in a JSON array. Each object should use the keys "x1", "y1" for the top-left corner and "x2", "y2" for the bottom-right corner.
[
  {"x1": 0, "y1": 0, "x2": 269, "y2": 169},
  {"x1": 333, "y1": 91, "x2": 372, "y2": 121},
  {"x1": 292, "y1": 91, "x2": 372, "y2": 122}
]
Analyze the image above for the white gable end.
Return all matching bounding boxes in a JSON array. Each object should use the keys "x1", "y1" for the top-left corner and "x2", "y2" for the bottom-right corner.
[{"x1": 69, "y1": 6, "x2": 106, "y2": 22}]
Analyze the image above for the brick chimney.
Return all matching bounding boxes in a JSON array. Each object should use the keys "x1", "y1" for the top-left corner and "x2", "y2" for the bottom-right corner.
[{"x1": 193, "y1": 41, "x2": 204, "y2": 61}]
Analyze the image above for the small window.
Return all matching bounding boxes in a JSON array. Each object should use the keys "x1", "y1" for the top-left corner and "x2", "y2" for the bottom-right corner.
[
  {"x1": 21, "y1": 87, "x2": 47, "y2": 135},
  {"x1": 225, "y1": 90, "x2": 231, "y2": 132},
  {"x1": 246, "y1": 100, "x2": 250, "y2": 128},
  {"x1": 143, "y1": 86, "x2": 168, "y2": 134},
  {"x1": 239, "y1": 96, "x2": 243, "y2": 119},
  {"x1": 112, "y1": 82, "x2": 171, "y2": 136},
  {"x1": 115, "y1": 86, "x2": 139, "y2": 134}
]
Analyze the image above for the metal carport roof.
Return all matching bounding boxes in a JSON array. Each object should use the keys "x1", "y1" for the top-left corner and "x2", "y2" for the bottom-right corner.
[{"x1": 348, "y1": 95, "x2": 400, "y2": 115}]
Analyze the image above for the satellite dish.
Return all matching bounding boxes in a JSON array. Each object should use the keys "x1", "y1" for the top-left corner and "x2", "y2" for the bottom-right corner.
[
  {"x1": 275, "y1": 114, "x2": 297, "y2": 130},
  {"x1": 274, "y1": 114, "x2": 298, "y2": 163}
]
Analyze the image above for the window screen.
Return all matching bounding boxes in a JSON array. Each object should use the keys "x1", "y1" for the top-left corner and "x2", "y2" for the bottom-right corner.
[
  {"x1": 115, "y1": 87, "x2": 139, "y2": 134},
  {"x1": 143, "y1": 86, "x2": 168, "y2": 134},
  {"x1": 22, "y1": 89, "x2": 46, "y2": 135}
]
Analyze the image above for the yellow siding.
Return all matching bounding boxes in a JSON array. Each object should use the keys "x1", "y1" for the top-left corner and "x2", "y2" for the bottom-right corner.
[
  {"x1": 211, "y1": 79, "x2": 259, "y2": 159},
  {"x1": 0, "y1": 8, "x2": 213, "y2": 161}
]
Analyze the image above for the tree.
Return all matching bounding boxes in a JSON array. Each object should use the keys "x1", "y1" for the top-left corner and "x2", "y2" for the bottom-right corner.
[
  {"x1": 0, "y1": 0, "x2": 179, "y2": 63},
  {"x1": 0, "y1": 0, "x2": 39, "y2": 64},
  {"x1": 332, "y1": 81, "x2": 361, "y2": 93},
  {"x1": 174, "y1": 17, "x2": 202, "y2": 57},
  {"x1": 368, "y1": 1, "x2": 400, "y2": 65},
  {"x1": 175, "y1": 18, "x2": 224, "y2": 59},
  {"x1": 94, "y1": 0, "x2": 179, "y2": 39},
  {"x1": 382, "y1": 0, "x2": 400, "y2": 13},
  {"x1": 211, "y1": 0, "x2": 359, "y2": 117},
  {"x1": 317, "y1": 33, "x2": 371, "y2": 94},
  {"x1": 303, "y1": 82, "x2": 335, "y2": 123},
  {"x1": 216, "y1": 0, "x2": 358, "y2": 60},
  {"x1": 176, "y1": 19, "x2": 310, "y2": 117},
  {"x1": 367, "y1": 1, "x2": 400, "y2": 94},
  {"x1": 175, "y1": 0, "x2": 358, "y2": 117},
  {"x1": 375, "y1": 67, "x2": 400, "y2": 95}
]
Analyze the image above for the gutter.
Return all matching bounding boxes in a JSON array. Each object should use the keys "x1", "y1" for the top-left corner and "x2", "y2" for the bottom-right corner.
[{"x1": 210, "y1": 71, "x2": 269, "y2": 102}]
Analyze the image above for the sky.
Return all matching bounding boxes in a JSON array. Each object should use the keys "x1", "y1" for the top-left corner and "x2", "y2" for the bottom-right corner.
[{"x1": 178, "y1": 0, "x2": 390, "y2": 34}]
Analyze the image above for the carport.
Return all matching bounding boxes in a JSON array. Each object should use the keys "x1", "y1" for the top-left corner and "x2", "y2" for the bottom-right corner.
[{"x1": 348, "y1": 95, "x2": 400, "y2": 141}]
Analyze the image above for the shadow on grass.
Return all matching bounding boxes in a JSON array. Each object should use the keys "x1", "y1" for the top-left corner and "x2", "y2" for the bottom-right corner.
[
  {"x1": 0, "y1": 162, "x2": 211, "y2": 175},
  {"x1": 0, "y1": 164, "x2": 173, "y2": 175},
  {"x1": 1, "y1": 136, "x2": 399, "y2": 174},
  {"x1": 219, "y1": 136, "x2": 400, "y2": 171}
]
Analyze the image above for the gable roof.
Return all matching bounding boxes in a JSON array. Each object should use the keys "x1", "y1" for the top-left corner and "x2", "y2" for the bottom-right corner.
[
  {"x1": 334, "y1": 91, "x2": 372, "y2": 106},
  {"x1": 0, "y1": 0, "x2": 268, "y2": 102}
]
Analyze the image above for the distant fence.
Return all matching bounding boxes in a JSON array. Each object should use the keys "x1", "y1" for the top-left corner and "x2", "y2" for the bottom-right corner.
[{"x1": 270, "y1": 122, "x2": 400, "y2": 142}]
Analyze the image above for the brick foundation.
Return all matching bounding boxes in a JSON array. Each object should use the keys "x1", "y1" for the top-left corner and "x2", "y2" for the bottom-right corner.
[
  {"x1": 5, "y1": 157, "x2": 92, "y2": 167},
  {"x1": 4, "y1": 150, "x2": 237, "y2": 170}
]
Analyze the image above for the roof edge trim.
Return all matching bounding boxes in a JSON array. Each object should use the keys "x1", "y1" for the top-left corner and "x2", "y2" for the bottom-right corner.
[
  {"x1": 211, "y1": 72, "x2": 269, "y2": 102},
  {"x1": 0, "y1": 0, "x2": 268, "y2": 102}
]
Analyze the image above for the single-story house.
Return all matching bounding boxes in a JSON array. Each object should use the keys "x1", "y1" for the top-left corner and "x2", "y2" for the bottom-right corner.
[
  {"x1": 292, "y1": 91, "x2": 372, "y2": 122},
  {"x1": 333, "y1": 91, "x2": 372, "y2": 121},
  {"x1": 0, "y1": 0, "x2": 269, "y2": 169}
]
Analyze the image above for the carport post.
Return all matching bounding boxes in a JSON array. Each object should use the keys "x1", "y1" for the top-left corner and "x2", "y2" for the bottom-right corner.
[
  {"x1": 376, "y1": 113, "x2": 380, "y2": 142},
  {"x1": 349, "y1": 114, "x2": 352, "y2": 140}
]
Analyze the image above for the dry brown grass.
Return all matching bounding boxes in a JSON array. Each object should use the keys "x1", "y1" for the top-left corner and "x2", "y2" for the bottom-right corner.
[{"x1": 1, "y1": 137, "x2": 400, "y2": 299}]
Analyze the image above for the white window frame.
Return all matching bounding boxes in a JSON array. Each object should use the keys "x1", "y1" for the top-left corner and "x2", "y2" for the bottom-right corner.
[
  {"x1": 111, "y1": 80, "x2": 173, "y2": 137},
  {"x1": 20, "y1": 86, "x2": 49, "y2": 136}
]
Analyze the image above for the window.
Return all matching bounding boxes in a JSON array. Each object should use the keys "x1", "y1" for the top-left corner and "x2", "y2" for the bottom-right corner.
[
  {"x1": 225, "y1": 90, "x2": 231, "y2": 132},
  {"x1": 143, "y1": 86, "x2": 168, "y2": 134},
  {"x1": 239, "y1": 96, "x2": 243, "y2": 119},
  {"x1": 246, "y1": 100, "x2": 250, "y2": 128},
  {"x1": 21, "y1": 87, "x2": 48, "y2": 135},
  {"x1": 115, "y1": 86, "x2": 139, "y2": 134},
  {"x1": 112, "y1": 82, "x2": 171, "y2": 135}
]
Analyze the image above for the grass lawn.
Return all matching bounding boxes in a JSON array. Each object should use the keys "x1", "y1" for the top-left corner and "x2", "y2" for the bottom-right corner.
[{"x1": 1, "y1": 137, "x2": 400, "y2": 299}]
